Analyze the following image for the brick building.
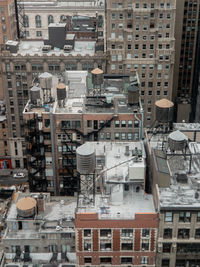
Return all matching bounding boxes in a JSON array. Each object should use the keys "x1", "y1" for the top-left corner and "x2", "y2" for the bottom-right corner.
[
  {"x1": 75, "y1": 141, "x2": 158, "y2": 266},
  {"x1": 23, "y1": 70, "x2": 143, "y2": 195}
]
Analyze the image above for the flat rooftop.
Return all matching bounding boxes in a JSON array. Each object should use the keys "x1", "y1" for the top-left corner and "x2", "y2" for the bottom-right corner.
[
  {"x1": 78, "y1": 190, "x2": 155, "y2": 220},
  {"x1": 147, "y1": 128, "x2": 200, "y2": 210},
  {"x1": 77, "y1": 141, "x2": 155, "y2": 219},
  {"x1": 6, "y1": 193, "x2": 76, "y2": 222},
  {"x1": 23, "y1": 0, "x2": 104, "y2": 9},
  {"x1": 13, "y1": 40, "x2": 96, "y2": 57}
]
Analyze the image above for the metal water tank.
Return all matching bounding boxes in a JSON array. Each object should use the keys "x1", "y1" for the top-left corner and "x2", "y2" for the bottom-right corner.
[
  {"x1": 127, "y1": 84, "x2": 139, "y2": 105},
  {"x1": 16, "y1": 197, "x2": 37, "y2": 218},
  {"x1": 91, "y1": 68, "x2": 103, "y2": 86},
  {"x1": 168, "y1": 130, "x2": 188, "y2": 151},
  {"x1": 57, "y1": 83, "x2": 66, "y2": 100},
  {"x1": 39, "y1": 72, "x2": 53, "y2": 89},
  {"x1": 76, "y1": 143, "x2": 95, "y2": 174},
  {"x1": 155, "y1": 99, "x2": 174, "y2": 122},
  {"x1": 30, "y1": 86, "x2": 41, "y2": 103}
]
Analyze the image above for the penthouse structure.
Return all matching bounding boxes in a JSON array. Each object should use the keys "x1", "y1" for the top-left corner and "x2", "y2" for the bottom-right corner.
[
  {"x1": 146, "y1": 101, "x2": 200, "y2": 267},
  {"x1": 23, "y1": 69, "x2": 143, "y2": 195},
  {"x1": 75, "y1": 141, "x2": 158, "y2": 266}
]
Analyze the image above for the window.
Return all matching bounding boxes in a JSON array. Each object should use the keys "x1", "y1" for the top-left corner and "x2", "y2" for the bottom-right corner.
[
  {"x1": 84, "y1": 241, "x2": 91, "y2": 251},
  {"x1": 119, "y1": 13, "x2": 123, "y2": 19},
  {"x1": 179, "y1": 212, "x2": 191, "y2": 222},
  {"x1": 48, "y1": 15, "x2": 54, "y2": 24},
  {"x1": 121, "y1": 120, "x2": 126, "y2": 127},
  {"x1": 121, "y1": 133, "x2": 126, "y2": 140},
  {"x1": 106, "y1": 133, "x2": 111, "y2": 140},
  {"x1": 84, "y1": 229, "x2": 91, "y2": 237},
  {"x1": 121, "y1": 243, "x2": 133, "y2": 250},
  {"x1": 121, "y1": 229, "x2": 133, "y2": 237},
  {"x1": 128, "y1": 120, "x2": 132, "y2": 128},
  {"x1": 141, "y1": 240, "x2": 149, "y2": 251},
  {"x1": 165, "y1": 212, "x2": 173, "y2": 222},
  {"x1": 115, "y1": 133, "x2": 120, "y2": 140},
  {"x1": 163, "y1": 228, "x2": 172, "y2": 238},
  {"x1": 141, "y1": 256, "x2": 149, "y2": 264},
  {"x1": 100, "y1": 242, "x2": 111, "y2": 251},
  {"x1": 45, "y1": 119, "x2": 50, "y2": 128},
  {"x1": 195, "y1": 229, "x2": 200, "y2": 238},
  {"x1": 121, "y1": 257, "x2": 133, "y2": 264},
  {"x1": 35, "y1": 15, "x2": 42, "y2": 28},
  {"x1": 178, "y1": 229, "x2": 190, "y2": 239},
  {"x1": 15, "y1": 160, "x2": 20, "y2": 168},
  {"x1": 115, "y1": 120, "x2": 120, "y2": 128},
  {"x1": 84, "y1": 257, "x2": 92, "y2": 264},
  {"x1": 100, "y1": 257, "x2": 112, "y2": 264},
  {"x1": 112, "y1": 13, "x2": 115, "y2": 20},
  {"x1": 142, "y1": 229, "x2": 150, "y2": 237},
  {"x1": 100, "y1": 229, "x2": 111, "y2": 237},
  {"x1": 163, "y1": 243, "x2": 171, "y2": 253},
  {"x1": 23, "y1": 15, "x2": 29, "y2": 27},
  {"x1": 162, "y1": 259, "x2": 170, "y2": 267},
  {"x1": 127, "y1": 133, "x2": 132, "y2": 140},
  {"x1": 36, "y1": 31, "x2": 42, "y2": 37},
  {"x1": 197, "y1": 212, "x2": 200, "y2": 222}
]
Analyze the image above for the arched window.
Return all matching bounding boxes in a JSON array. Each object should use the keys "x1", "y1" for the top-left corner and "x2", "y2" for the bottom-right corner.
[
  {"x1": 48, "y1": 15, "x2": 54, "y2": 25},
  {"x1": 23, "y1": 15, "x2": 29, "y2": 27},
  {"x1": 60, "y1": 15, "x2": 65, "y2": 22},
  {"x1": 35, "y1": 15, "x2": 41, "y2": 28}
]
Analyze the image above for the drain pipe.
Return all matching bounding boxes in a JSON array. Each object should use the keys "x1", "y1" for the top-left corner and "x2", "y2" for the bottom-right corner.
[
  {"x1": 50, "y1": 109, "x2": 57, "y2": 196},
  {"x1": 134, "y1": 98, "x2": 144, "y2": 140}
]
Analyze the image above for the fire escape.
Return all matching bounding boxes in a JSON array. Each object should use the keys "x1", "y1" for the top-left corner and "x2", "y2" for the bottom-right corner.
[
  {"x1": 14, "y1": 0, "x2": 25, "y2": 39},
  {"x1": 25, "y1": 115, "x2": 47, "y2": 192},
  {"x1": 59, "y1": 116, "x2": 115, "y2": 195}
]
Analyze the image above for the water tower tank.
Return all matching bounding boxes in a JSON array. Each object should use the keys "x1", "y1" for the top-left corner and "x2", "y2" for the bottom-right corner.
[
  {"x1": 127, "y1": 84, "x2": 139, "y2": 105},
  {"x1": 168, "y1": 130, "x2": 188, "y2": 151},
  {"x1": 30, "y1": 86, "x2": 41, "y2": 103},
  {"x1": 76, "y1": 143, "x2": 95, "y2": 174},
  {"x1": 91, "y1": 68, "x2": 103, "y2": 86},
  {"x1": 57, "y1": 83, "x2": 66, "y2": 100},
  {"x1": 16, "y1": 197, "x2": 37, "y2": 218},
  {"x1": 39, "y1": 72, "x2": 53, "y2": 89},
  {"x1": 155, "y1": 99, "x2": 174, "y2": 122}
]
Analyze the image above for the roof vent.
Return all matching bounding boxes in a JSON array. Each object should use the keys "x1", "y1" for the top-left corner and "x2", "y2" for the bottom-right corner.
[{"x1": 176, "y1": 172, "x2": 188, "y2": 184}]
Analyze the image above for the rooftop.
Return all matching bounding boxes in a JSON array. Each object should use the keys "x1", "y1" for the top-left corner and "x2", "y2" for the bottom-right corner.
[
  {"x1": 147, "y1": 126, "x2": 200, "y2": 210},
  {"x1": 11, "y1": 40, "x2": 96, "y2": 57},
  {"x1": 6, "y1": 193, "x2": 76, "y2": 222},
  {"x1": 77, "y1": 141, "x2": 155, "y2": 219}
]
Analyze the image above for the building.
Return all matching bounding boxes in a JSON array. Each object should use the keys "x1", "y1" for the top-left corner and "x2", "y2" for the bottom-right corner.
[
  {"x1": 75, "y1": 141, "x2": 158, "y2": 266},
  {"x1": 0, "y1": 24, "x2": 106, "y2": 170},
  {"x1": 173, "y1": 0, "x2": 200, "y2": 122},
  {"x1": 2, "y1": 140, "x2": 158, "y2": 266},
  {"x1": 146, "y1": 120, "x2": 200, "y2": 267},
  {"x1": 21, "y1": 0, "x2": 105, "y2": 42},
  {"x1": 0, "y1": 101, "x2": 11, "y2": 175},
  {"x1": 0, "y1": 0, "x2": 18, "y2": 101},
  {"x1": 105, "y1": 0, "x2": 176, "y2": 126},
  {"x1": 23, "y1": 69, "x2": 144, "y2": 195},
  {"x1": 3, "y1": 192, "x2": 77, "y2": 266},
  {"x1": 0, "y1": 0, "x2": 17, "y2": 48}
]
